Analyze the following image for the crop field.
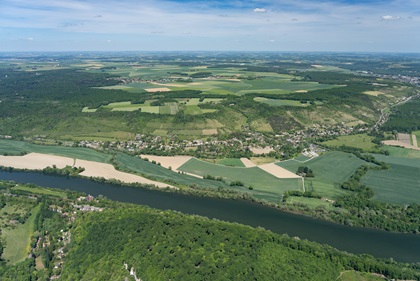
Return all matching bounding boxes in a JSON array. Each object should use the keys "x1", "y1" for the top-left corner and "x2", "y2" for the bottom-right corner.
[
  {"x1": 0, "y1": 140, "x2": 112, "y2": 163},
  {"x1": 276, "y1": 152, "x2": 369, "y2": 199},
  {"x1": 85, "y1": 99, "x2": 218, "y2": 115},
  {"x1": 2, "y1": 204, "x2": 40, "y2": 264},
  {"x1": 178, "y1": 158, "x2": 302, "y2": 201},
  {"x1": 361, "y1": 154, "x2": 420, "y2": 204},
  {"x1": 114, "y1": 152, "x2": 232, "y2": 190},
  {"x1": 322, "y1": 134, "x2": 377, "y2": 151},
  {"x1": 413, "y1": 130, "x2": 420, "y2": 145},
  {"x1": 217, "y1": 158, "x2": 245, "y2": 167},
  {"x1": 92, "y1": 64, "x2": 340, "y2": 96},
  {"x1": 384, "y1": 145, "x2": 420, "y2": 159}
]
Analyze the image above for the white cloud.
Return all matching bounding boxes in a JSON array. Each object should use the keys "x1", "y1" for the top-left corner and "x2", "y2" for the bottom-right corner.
[
  {"x1": 381, "y1": 15, "x2": 401, "y2": 20},
  {"x1": 27, "y1": 37, "x2": 34, "y2": 40},
  {"x1": 253, "y1": 8, "x2": 266, "y2": 13}
]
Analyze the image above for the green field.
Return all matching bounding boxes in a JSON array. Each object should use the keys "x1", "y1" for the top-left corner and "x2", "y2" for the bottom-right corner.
[
  {"x1": 361, "y1": 154, "x2": 420, "y2": 204},
  {"x1": 322, "y1": 134, "x2": 377, "y2": 151},
  {"x1": 276, "y1": 152, "x2": 369, "y2": 199},
  {"x1": 413, "y1": 130, "x2": 420, "y2": 145},
  {"x1": 0, "y1": 140, "x2": 112, "y2": 163},
  {"x1": 86, "y1": 99, "x2": 218, "y2": 115},
  {"x1": 13, "y1": 185, "x2": 67, "y2": 198},
  {"x1": 115, "y1": 153, "x2": 232, "y2": 190},
  {"x1": 217, "y1": 158, "x2": 245, "y2": 167},
  {"x1": 178, "y1": 158, "x2": 302, "y2": 202},
  {"x1": 384, "y1": 145, "x2": 420, "y2": 159},
  {"x1": 2, "y1": 204, "x2": 40, "y2": 264},
  {"x1": 94, "y1": 65, "x2": 340, "y2": 96}
]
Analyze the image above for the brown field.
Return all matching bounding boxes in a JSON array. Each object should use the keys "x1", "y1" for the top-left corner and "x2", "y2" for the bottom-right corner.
[
  {"x1": 382, "y1": 140, "x2": 420, "y2": 150},
  {"x1": 363, "y1": 91, "x2": 385, "y2": 96},
  {"x1": 202, "y1": 129, "x2": 218, "y2": 135},
  {"x1": 240, "y1": 158, "x2": 257, "y2": 167},
  {"x1": 397, "y1": 133, "x2": 411, "y2": 145},
  {"x1": 412, "y1": 134, "x2": 418, "y2": 148},
  {"x1": 0, "y1": 153, "x2": 74, "y2": 169},
  {"x1": 145, "y1": 87, "x2": 172, "y2": 92},
  {"x1": 140, "y1": 155, "x2": 192, "y2": 171},
  {"x1": 249, "y1": 147, "x2": 274, "y2": 155},
  {"x1": 0, "y1": 153, "x2": 174, "y2": 188},
  {"x1": 258, "y1": 163, "x2": 302, "y2": 179}
]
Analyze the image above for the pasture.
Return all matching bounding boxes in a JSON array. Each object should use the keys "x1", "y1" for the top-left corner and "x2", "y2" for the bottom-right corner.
[
  {"x1": 361, "y1": 154, "x2": 420, "y2": 204},
  {"x1": 321, "y1": 134, "x2": 377, "y2": 151},
  {"x1": 2, "y1": 204, "x2": 40, "y2": 264}
]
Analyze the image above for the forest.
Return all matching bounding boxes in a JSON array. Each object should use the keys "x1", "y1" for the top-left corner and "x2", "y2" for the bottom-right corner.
[{"x1": 382, "y1": 98, "x2": 420, "y2": 132}]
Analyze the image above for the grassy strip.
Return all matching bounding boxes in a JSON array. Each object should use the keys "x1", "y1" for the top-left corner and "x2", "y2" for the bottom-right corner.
[{"x1": 12, "y1": 185, "x2": 67, "y2": 198}]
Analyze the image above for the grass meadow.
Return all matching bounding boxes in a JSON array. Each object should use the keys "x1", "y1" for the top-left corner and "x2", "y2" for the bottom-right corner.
[
  {"x1": 322, "y1": 134, "x2": 377, "y2": 151},
  {"x1": 2, "y1": 204, "x2": 40, "y2": 264}
]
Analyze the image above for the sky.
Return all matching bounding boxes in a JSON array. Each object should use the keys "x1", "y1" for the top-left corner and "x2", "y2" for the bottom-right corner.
[{"x1": 0, "y1": 0, "x2": 419, "y2": 52}]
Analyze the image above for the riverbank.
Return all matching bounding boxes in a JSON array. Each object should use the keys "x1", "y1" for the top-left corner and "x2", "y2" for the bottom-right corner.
[{"x1": 0, "y1": 171, "x2": 419, "y2": 263}]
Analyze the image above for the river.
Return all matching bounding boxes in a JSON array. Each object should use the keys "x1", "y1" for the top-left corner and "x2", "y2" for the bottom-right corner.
[{"x1": 0, "y1": 170, "x2": 418, "y2": 263}]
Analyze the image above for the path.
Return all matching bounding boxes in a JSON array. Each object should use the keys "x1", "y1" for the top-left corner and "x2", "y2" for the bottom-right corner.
[{"x1": 412, "y1": 134, "x2": 418, "y2": 148}]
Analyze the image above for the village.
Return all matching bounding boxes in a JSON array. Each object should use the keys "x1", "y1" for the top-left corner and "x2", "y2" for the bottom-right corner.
[{"x1": 75, "y1": 122, "x2": 361, "y2": 159}]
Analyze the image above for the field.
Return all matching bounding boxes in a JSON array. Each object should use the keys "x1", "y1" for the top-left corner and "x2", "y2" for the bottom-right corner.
[
  {"x1": 361, "y1": 154, "x2": 420, "y2": 204},
  {"x1": 94, "y1": 65, "x2": 340, "y2": 96},
  {"x1": 384, "y1": 145, "x2": 420, "y2": 159},
  {"x1": 254, "y1": 97, "x2": 322, "y2": 107},
  {"x1": 0, "y1": 139, "x2": 112, "y2": 163},
  {"x1": 276, "y1": 152, "x2": 369, "y2": 199},
  {"x1": 217, "y1": 158, "x2": 245, "y2": 167},
  {"x1": 2, "y1": 204, "x2": 40, "y2": 264},
  {"x1": 86, "y1": 98, "x2": 220, "y2": 115},
  {"x1": 12, "y1": 185, "x2": 67, "y2": 198},
  {"x1": 413, "y1": 130, "x2": 420, "y2": 145},
  {"x1": 178, "y1": 158, "x2": 302, "y2": 202},
  {"x1": 322, "y1": 134, "x2": 377, "y2": 151}
]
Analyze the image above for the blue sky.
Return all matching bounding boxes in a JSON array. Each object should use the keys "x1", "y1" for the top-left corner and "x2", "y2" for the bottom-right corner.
[{"x1": 0, "y1": 0, "x2": 418, "y2": 52}]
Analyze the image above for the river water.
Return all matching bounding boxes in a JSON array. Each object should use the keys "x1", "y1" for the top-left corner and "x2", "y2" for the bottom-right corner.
[{"x1": 1, "y1": 170, "x2": 418, "y2": 263}]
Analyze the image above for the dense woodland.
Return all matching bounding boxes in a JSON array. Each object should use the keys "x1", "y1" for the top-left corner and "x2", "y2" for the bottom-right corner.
[
  {"x1": 61, "y1": 203, "x2": 419, "y2": 281},
  {"x1": 382, "y1": 98, "x2": 420, "y2": 132}
]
